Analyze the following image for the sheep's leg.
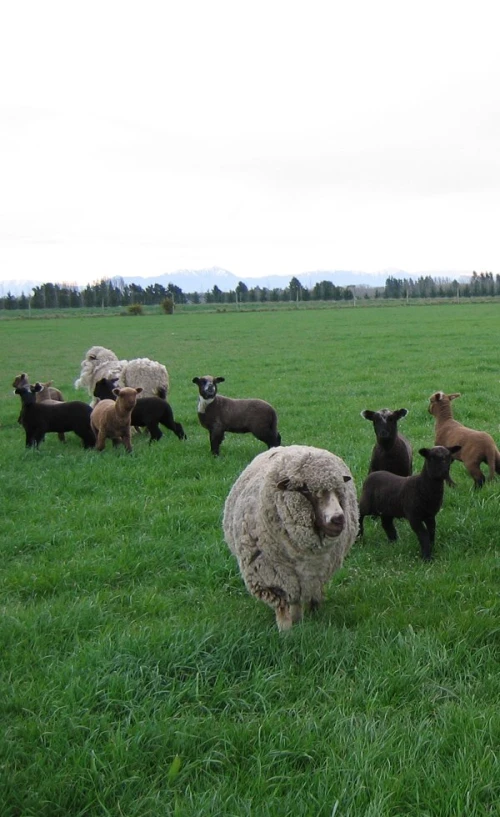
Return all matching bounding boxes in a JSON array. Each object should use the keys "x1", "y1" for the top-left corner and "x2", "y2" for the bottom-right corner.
[
  {"x1": 57, "y1": 432, "x2": 66, "y2": 443},
  {"x1": 358, "y1": 514, "x2": 365, "y2": 538},
  {"x1": 409, "y1": 519, "x2": 433, "y2": 561},
  {"x1": 209, "y1": 429, "x2": 225, "y2": 456},
  {"x1": 122, "y1": 431, "x2": 133, "y2": 453},
  {"x1": 275, "y1": 603, "x2": 302, "y2": 631},
  {"x1": 147, "y1": 422, "x2": 162, "y2": 442},
  {"x1": 96, "y1": 430, "x2": 107, "y2": 451},
  {"x1": 467, "y1": 465, "x2": 485, "y2": 488},
  {"x1": 381, "y1": 516, "x2": 398, "y2": 541}
]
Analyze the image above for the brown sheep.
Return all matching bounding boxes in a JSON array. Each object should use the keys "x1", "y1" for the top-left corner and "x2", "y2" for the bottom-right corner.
[
  {"x1": 90, "y1": 387, "x2": 143, "y2": 452},
  {"x1": 428, "y1": 391, "x2": 500, "y2": 488}
]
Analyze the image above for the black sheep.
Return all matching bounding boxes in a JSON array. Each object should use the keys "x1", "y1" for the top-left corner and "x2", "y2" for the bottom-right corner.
[
  {"x1": 15, "y1": 383, "x2": 95, "y2": 449},
  {"x1": 358, "y1": 445, "x2": 461, "y2": 560},
  {"x1": 361, "y1": 407, "x2": 413, "y2": 476}
]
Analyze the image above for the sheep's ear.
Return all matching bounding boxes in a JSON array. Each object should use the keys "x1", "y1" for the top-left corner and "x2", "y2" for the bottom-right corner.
[
  {"x1": 449, "y1": 393, "x2": 461, "y2": 400},
  {"x1": 360, "y1": 410, "x2": 374, "y2": 420},
  {"x1": 192, "y1": 377, "x2": 201, "y2": 385},
  {"x1": 277, "y1": 478, "x2": 291, "y2": 490},
  {"x1": 135, "y1": 387, "x2": 143, "y2": 395},
  {"x1": 33, "y1": 382, "x2": 43, "y2": 393},
  {"x1": 88, "y1": 353, "x2": 97, "y2": 360},
  {"x1": 343, "y1": 475, "x2": 352, "y2": 483},
  {"x1": 448, "y1": 445, "x2": 462, "y2": 455},
  {"x1": 418, "y1": 447, "x2": 431, "y2": 458},
  {"x1": 214, "y1": 377, "x2": 225, "y2": 384},
  {"x1": 112, "y1": 388, "x2": 121, "y2": 397},
  {"x1": 395, "y1": 408, "x2": 408, "y2": 419}
]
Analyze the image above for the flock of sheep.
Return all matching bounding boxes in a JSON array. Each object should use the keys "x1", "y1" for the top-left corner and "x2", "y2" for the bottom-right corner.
[{"x1": 13, "y1": 344, "x2": 500, "y2": 631}]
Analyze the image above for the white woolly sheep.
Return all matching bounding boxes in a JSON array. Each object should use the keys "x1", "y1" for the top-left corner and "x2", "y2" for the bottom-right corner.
[
  {"x1": 75, "y1": 345, "x2": 169, "y2": 404},
  {"x1": 359, "y1": 445, "x2": 461, "y2": 560},
  {"x1": 361, "y1": 408, "x2": 413, "y2": 477},
  {"x1": 428, "y1": 391, "x2": 500, "y2": 488},
  {"x1": 193, "y1": 375, "x2": 281, "y2": 456},
  {"x1": 223, "y1": 444, "x2": 359, "y2": 631},
  {"x1": 90, "y1": 387, "x2": 143, "y2": 452}
]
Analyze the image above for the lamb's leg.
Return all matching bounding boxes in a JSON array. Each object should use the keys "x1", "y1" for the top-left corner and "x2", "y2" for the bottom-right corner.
[
  {"x1": 96, "y1": 430, "x2": 107, "y2": 451},
  {"x1": 209, "y1": 429, "x2": 224, "y2": 456},
  {"x1": 122, "y1": 431, "x2": 133, "y2": 453},
  {"x1": 381, "y1": 516, "x2": 398, "y2": 541},
  {"x1": 57, "y1": 432, "x2": 66, "y2": 443},
  {"x1": 358, "y1": 514, "x2": 365, "y2": 538},
  {"x1": 147, "y1": 422, "x2": 163, "y2": 442},
  {"x1": 409, "y1": 519, "x2": 433, "y2": 560}
]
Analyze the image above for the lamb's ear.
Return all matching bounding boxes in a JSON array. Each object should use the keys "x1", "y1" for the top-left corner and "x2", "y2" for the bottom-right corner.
[
  {"x1": 33, "y1": 382, "x2": 43, "y2": 393},
  {"x1": 214, "y1": 377, "x2": 225, "y2": 384},
  {"x1": 418, "y1": 447, "x2": 431, "y2": 458},
  {"x1": 395, "y1": 408, "x2": 408, "y2": 419},
  {"x1": 360, "y1": 410, "x2": 374, "y2": 421},
  {"x1": 448, "y1": 445, "x2": 462, "y2": 455},
  {"x1": 343, "y1": 475, "x2": 352, "y2": 483},
  {"x1": 112, "y1": 388, "x2": 121, "y2": 397},
  {"x1": 192, "y1": 377, "x2": 201, "y2": 385},
  {"x1": 449, "y1": 393, "x2": 461, "y2": 400},
  {"x1": 135, "y1": 387, "x2": 143, "y2": 395}
]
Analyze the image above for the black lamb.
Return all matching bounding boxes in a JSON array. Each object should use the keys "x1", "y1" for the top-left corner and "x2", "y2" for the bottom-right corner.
[
  {"x1": 361, "y1": 408, "x2": 413, "y2": 476},
  {"x1": 93, "y1": 378, "x2": 186, "y2": 442},
  {"x1": 358, "y1": 445, "x2": 461, "y2": 560},
  {"x1": 15, "y1": 383, "x2": 95, "y2": 449}
]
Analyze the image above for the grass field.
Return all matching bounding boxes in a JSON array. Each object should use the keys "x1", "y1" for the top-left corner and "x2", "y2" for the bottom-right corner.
[{"x1": 1, "y1": 303, "x2": 500, "y2": 816}]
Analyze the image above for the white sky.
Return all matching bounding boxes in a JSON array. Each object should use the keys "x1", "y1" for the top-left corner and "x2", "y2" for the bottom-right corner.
[{"x1": 1, "y1": 0, "x2": 500, "y2": 285}]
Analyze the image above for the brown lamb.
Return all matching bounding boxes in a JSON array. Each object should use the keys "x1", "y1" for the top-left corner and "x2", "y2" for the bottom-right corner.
[
  {"x1": 428, "y1": 391, "x2": 500, "y2": 488},
  {"x1": 90, "y1": 387, "x2": 143, "y2": 452}
]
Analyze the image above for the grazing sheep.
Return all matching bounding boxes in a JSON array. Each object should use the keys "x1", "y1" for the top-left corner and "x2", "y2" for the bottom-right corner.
[
  {"x1": 13, "y1": 373, "x2": 66, "y2": 441},
  {"x1": 358, "y1": 445, "x2": 461, "y2": 560},
  {"x1": 223, "y1": 445, "x2": 359, "y2": 630},
  {"x1": 75, "y1": 345, "x2": 169, "y2": 404},
  {"x1": 15, "y1": 383, "x2": 95, "y2": 449},
  {"x1": 90, "y1": 387, "x2": 143, "y2": 452},
  {"x1": 361, "y1": 408, "x2": 413, "y2": 476},
  {"x1": 428, "y1": 391, "x2": 500, "y2": 488},
  {"x1": 93, "y1": 378, "x2": 186, "y2": 442},
  {"x1": 193, "y1": 375, "x2": 281, "y2": 456}
]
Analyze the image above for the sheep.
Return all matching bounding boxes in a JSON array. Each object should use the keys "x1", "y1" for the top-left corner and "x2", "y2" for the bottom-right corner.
[
  {"x1": 74, "y1": 345, "x2": 169, "y2": 404},
  {"x1": 15, "y1": 383, "x2": 95, "y2": 449},
  {"x1": 13, "y1": 373, "x2": 66, "y2": 442},
  {"x1": 90, "y1": 387, "x2": 143, "y2": 452},
  {"x1": 222, "y1": 444, "x2": 359, "y2": 631},
  {"x1": 361, "y1": 407, "x2": 413, "y2": 476},
  {"x1": 192, "y1": 375, "x2": 281, "y2": 456},
  {"x1": 93, "y1": 378, "x2": 186, "y2": 442},
  {"x1": 428, "y1": 391, "x2": 500, "y2": 488},
  {"x1": 358, "y1": 445, "x2": 461, "y2": 560}
]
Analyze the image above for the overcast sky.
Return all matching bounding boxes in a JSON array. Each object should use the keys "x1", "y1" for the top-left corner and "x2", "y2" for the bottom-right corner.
[{"x1": 1, "y1": 0, "x2": 499, "y2": 285}]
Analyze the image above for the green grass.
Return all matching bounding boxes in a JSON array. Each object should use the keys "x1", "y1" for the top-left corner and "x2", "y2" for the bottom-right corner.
[{"x1": 1, "y1": 303, "x2": 500, "y2": 816}]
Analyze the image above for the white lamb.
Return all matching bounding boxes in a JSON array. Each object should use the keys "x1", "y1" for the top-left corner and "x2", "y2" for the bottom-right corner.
[
  {"x1": 223, "y1": 445, "x2": 359, "y2": 631},
  {"x1": 74, "y1": 345, "x2": 169, "y2": 405}
]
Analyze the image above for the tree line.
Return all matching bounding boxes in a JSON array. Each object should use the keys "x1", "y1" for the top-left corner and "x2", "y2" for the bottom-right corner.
[{"x1": 0, "y1": 271, "x2": 498, "y2": 310}]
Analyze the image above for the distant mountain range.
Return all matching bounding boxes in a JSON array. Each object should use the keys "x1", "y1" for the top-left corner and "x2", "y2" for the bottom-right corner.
[{"x1": 0, "y1": 266, "x2": 471, "y2": 297}]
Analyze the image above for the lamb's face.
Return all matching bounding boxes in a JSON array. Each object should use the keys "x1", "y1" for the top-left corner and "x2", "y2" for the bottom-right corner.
[
  {"x1": 420, "y1": 445, "x2": 461, "y2": 479},
  {"x1": 192, "y1": 376, "x2": 225, "y2": 401},
  {"x1": 114, "y1": 387, "x2": 142, "y2": 411},
  {"x1": 362, "y1": 408, "x2": 408, "y2": 440}
]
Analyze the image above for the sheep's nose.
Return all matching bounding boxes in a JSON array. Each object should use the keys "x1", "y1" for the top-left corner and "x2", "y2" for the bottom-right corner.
[{"x1": 330, "y1": 513, "x2": 345, "y2": 526}]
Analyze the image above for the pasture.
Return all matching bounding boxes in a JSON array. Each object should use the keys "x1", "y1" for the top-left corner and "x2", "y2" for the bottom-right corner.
[{"x1": 1, "y1": 302, "x2": 500, "y2": 816}]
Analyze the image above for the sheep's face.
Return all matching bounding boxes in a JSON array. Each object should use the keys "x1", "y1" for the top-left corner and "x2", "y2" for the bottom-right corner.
[
  {"x1": 278, "y1": 478, "x2": 352, "y2": 539},
  {"x1": 12, "y1": 373, "x2": 29, "y2": 390},
  {"x1": 192, "y1": 375, "x2": 225, "y2": 402},
  {"x1": 361, "y1": 408, "x2": 408, "y2": 441},
  {"x1": 94, "y1": 378, "x2": 119, "y2": 402},
  {"x1": 419, "y1": 445, "x2": 461, "y2": 479},
  {"x1": 114, "y1": 387, "x2": 143, "y2": 411}
]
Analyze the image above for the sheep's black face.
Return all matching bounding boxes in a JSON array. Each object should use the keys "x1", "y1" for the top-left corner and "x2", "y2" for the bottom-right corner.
[
  {"x1": 420, "y1": 446, "x2": 460, "y2": 480},
  {"x1": 362, "y1": 408, "x2": 408, "y2": 442},
  {"x1": 193, "y1": 376, "x2": 223, "y2": 401}
]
